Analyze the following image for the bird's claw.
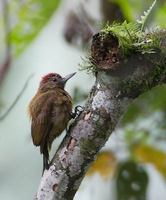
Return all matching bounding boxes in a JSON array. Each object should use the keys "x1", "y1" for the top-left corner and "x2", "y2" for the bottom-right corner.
[{"x1": 71, "y1": 105, "x2": 84, "y2": 119}]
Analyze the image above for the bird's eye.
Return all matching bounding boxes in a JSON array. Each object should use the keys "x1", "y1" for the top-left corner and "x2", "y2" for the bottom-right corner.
[{"x1": 53, "y1": 78, "x2": 57, "y2": 82}]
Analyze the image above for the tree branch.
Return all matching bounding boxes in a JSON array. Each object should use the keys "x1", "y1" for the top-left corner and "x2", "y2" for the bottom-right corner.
[{"x1": 35, "y1": 30, "x2": 166, "y2": 200}]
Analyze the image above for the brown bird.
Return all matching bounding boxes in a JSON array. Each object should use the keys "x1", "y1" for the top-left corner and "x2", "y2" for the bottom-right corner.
[{"x1": 29, "y1": 72, "x2": 76, "y2": 172}]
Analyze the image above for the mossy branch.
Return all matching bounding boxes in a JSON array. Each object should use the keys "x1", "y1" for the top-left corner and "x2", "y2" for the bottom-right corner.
[
  {"x1": 80, "y1": 0, "x2": 158, "y2": 73},
  {"x1": 35, "y1": 27, "x2": 166, "y2": 199}
]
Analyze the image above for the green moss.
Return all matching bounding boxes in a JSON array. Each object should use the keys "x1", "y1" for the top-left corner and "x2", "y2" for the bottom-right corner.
[
  {"x1": 79, "y1": 56, "x2": 97, "y2": 74},
  {"x1": 101, "y1": 0, "x2": 158, "y2": 55},
  {"x1": 150, "y1": 59, "x2": 166, "y2": 82},
  {"x1": 101, "y1": 21, "x2": 160, "y2": 55},
  {"x1": 121, "y1": 79, "x2": 149, "y2": 98},
  {"x1": 101, "y1": 21, "x2": 141, "y2": 54}
]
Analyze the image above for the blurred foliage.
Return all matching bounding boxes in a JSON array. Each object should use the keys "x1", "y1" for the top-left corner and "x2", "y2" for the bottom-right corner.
[
  {"x1": 0, "y1": 0, "x2": 61, "y2": 57},
  {"x1": 109, "y1": 0, "x2": 166, "y2": 27},
  {"x1": 122, "y1": 85, "x2": 166, "y2": 175},
  {"x1": 107, "y1": 0, "x2": 135, "y2": 21},
  {"x1": 155, "y1": 3, "x2": 166, "y2": 27},
  {"x1": 133, "y1": 144, "x2": 166, "y2": 177},
  {"x1": 124, "y1": 110, "x2": 166, "y2": 147},
  {"x1": 86, "y1": 151, "x2": 117, "y2": 179},
  {"x1": 116, "y1": 161, "x2": 148, "y2": 200},
  {"x1": 101, "y1": 0, "x2": 125, "y2": 22},
  {"x1": 122, "y1": 85, "x2": 166, "y2": 125}
]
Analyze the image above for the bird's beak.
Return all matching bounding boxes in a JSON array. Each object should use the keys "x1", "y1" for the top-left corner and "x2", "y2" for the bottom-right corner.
[{"x1": 60, "y1": 72, "x2": 76, "y2": 85}]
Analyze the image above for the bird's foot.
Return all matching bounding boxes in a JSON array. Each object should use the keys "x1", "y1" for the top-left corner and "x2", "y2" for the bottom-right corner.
[{"x1": 71, "y1": 105, "x2": 84, "y2": 119}]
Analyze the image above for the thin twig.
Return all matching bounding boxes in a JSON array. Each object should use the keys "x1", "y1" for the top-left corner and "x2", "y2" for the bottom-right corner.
[{"x1": 0, "y1": 74, "x2": 34, "y2": 121}]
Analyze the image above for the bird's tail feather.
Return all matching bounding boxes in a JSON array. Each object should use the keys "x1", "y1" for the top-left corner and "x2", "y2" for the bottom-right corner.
[{"x1": 42, "y1": 144, "x2": 49, "y2": 175}]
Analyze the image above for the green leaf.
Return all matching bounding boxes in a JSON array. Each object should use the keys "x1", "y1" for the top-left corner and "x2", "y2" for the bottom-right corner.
[
  {"x1": 1, "y1": 0, "x2": 61, "y2": 56},
  {"x1": 137, "y1": 0, "x2": 157, "y2": 31}
]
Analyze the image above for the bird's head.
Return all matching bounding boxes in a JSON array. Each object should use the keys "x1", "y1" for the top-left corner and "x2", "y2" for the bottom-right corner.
[{"x1": 39, "y1": 72, "x2": 76, "y2": 91}]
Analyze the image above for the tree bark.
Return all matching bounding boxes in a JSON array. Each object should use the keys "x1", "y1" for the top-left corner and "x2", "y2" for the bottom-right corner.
[{"x1": 35, "y1": 30, "x2": 166, "y2": 200}]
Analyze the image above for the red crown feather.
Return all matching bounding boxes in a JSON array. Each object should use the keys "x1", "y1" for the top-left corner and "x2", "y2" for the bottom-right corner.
[{"x1": 41, "y1": 73, "x2": 62, "y2": 84}]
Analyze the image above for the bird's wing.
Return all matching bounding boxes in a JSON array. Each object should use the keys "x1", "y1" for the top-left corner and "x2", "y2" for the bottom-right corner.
[{"x1": 31, "y1": 96, "x2": 54, "y2": 154}]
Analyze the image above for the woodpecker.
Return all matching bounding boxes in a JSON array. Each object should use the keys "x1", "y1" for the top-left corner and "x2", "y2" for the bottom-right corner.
[{"x1": 29, "y1": 72, "x2": 76, "y2": 173}]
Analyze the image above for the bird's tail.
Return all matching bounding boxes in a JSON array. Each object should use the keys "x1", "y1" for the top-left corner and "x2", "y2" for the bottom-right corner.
[{"x1": 41, "y1": 144, "x2": 49, "y2": 175}]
